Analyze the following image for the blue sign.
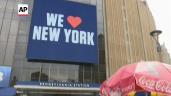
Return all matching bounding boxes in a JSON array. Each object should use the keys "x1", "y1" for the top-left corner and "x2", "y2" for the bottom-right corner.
[
  {"x1": 0, "y1": 88, "x2": 16, "y2": 96},
  {"x1": 0, "y1": 66, "x2": 11, "y2": 88},
  {"x1": 26, "y1": 0, "x2": 98, "y2": 64}
]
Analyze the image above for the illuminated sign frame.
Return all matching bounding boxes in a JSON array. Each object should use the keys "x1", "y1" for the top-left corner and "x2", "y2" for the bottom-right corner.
[{"x1": 26, "y1": 0, "x2": 98, "y2": 64}]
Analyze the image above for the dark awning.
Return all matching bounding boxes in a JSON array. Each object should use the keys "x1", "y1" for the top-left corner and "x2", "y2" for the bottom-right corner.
[{"x1": 0, "y1": 88, "x2": 16, "y2": 96}]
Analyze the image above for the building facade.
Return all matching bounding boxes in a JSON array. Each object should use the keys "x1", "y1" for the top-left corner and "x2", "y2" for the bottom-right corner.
[
  {"x1": 104, "y1": 0, "x2": 159, "y2": 77},
  {"x1": 160, "y1": 44, "x2": 171, "y2": 64},
  {"x1": 0, "y1": 0, "x2": 158, "y2": 96}
]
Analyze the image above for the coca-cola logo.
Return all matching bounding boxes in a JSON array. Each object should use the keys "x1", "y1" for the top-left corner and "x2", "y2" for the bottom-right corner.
[
  {"x1": 156, "y1": 80, "x2": 168, "y2": 92},
  {"x1": 138, "y1": 76, "x2": 171, "y2": 94},
  {"x1": 166, "y1": 83, "x2": 171, "y2": 94},
  {"x1": 121, "y1": 83, "x2": 135, "y2": 93},
  {"x1": 156, "y1": 80, "x2": 171, "y2": 94},
  {"x1": 138, "y1": 76, "x2": 155, "y2": 90}
]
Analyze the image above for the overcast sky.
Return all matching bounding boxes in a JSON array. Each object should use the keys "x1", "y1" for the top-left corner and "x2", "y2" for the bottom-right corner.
[{"x1": 146, "y1": 0, "x2": 171, "y2": 55}]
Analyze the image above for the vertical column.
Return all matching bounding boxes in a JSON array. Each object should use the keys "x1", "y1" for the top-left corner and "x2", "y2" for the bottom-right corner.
[
  {"x1": 103, "y1": 0, "x2": 128, "y2": 76},
  {"x1": 4, "y1": 0, "x2": 19, "y2": 66},
  {"x1": 0, "y1": 0, "x2": 15, "y2": 65}
]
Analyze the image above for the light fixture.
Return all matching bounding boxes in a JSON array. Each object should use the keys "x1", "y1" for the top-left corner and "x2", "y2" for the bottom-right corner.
[{"x1": 150, "y1": 30, "x2": 162, "y2": 52}]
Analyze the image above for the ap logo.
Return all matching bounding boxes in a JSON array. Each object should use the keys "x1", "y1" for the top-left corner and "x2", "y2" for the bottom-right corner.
[
  {"x1": 0, "y1": 72, "x2": 4, "y2": 81},
  {"x1": 18, "y1": 4, "x2": 28, "y2": 16}
]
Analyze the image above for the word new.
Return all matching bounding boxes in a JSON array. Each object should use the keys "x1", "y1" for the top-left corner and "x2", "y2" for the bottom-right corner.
[{"x1": 32, "y1": 26, "x2": 94, "y2": 45}]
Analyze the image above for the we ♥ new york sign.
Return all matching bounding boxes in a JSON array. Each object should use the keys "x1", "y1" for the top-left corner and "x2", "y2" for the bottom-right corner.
[{"x1": 26, "y1": 0, "x2": 98, "y2": 64}]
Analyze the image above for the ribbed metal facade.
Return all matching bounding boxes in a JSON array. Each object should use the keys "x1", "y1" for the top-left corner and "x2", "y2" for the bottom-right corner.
[{"x1": 103, "y1": 0, "x2": 159, "y2": 77}]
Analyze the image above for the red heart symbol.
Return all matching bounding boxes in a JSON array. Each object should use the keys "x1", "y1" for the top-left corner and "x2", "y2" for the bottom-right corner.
[{"x1": 67, "y1": 16, "x2": 82, "y2": 29}]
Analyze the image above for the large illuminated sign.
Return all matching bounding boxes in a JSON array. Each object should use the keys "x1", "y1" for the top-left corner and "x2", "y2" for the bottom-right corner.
[{"x1": 26, "y1": 0, "x2": 98, "y2": 64}]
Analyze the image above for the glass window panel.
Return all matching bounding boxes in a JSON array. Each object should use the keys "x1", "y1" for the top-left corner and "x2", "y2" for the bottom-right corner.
[
  {"x1": 41, "y1": 64, "x2": 49, "y2": 81},
  {"x1": 84, "y1": 71, "x2": 92, "y2": 83},
  {"x1": 92, "y1": 72, "x2": 99, "y2": 83},
  {"x1": 92, "y1": 64, "x2": 98, "y2": 72},
  {"x1": 27, "y1": 62, "x2": 42, "y2": 81},
  {"x1": 84, "y1": 64, "x2": 91, "y2": 71},
  {"x1": 99, "y1": 64, "x2": 106, "y2": 72},
  {"x1": 79, "y1": 71, "x2": 83, "y2": 83},
  {"x1": 100, "y1": 72, "x2": 106, "y2": 83},
  {"x1": 49, "y1": 64, "x2": 58, "y2": 82}
]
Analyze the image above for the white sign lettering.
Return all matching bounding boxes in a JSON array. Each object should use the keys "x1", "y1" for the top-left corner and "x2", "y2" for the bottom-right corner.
[{"x1": 32, "y1": 12, "x2": 95, "y2": 46}]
